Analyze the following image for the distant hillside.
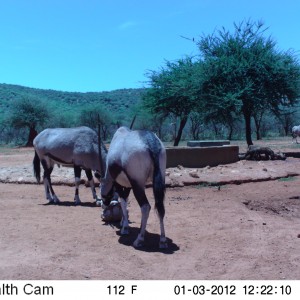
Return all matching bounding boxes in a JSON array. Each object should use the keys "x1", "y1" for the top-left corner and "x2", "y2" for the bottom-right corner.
[{"x1": 0, "y1": 83, "x2": 146, "y2": 117}]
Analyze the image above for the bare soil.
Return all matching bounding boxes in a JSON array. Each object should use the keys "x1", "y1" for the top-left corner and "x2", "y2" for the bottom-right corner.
[{"x1": 1, "y1": 139, "x2": 300, "y2": 280}]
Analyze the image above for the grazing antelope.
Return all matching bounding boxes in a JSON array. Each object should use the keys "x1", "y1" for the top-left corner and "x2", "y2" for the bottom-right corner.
[
  {"x1": 292, "y1": 125, "x2": 300, "y2": 144},
  {"x1": 33, "y1": 126, "x2": 107, "y2": 205},
  {"x1": 100, "y1": 126, "x2": 168, "y2": 249}
]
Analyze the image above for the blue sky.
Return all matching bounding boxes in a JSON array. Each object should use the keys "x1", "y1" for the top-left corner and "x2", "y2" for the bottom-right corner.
[{"x1": 0, "y1": 0, "x2": 299, "y2": 92}]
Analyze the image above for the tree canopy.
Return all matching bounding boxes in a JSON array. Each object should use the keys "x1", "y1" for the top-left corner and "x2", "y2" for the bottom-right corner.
[
  {"x1": 10, "y1": 97, "x2": 50, "y2": 146},
  {"x1": 198, "y1": 20, "x2": 300, "y2": 145},
  {"x1": 1, "y1": 20, "x2": 300, "y2": 146},
  {"x1": 79, "y1": 104, "x2": 113, "y2": 140},
  {"x1": 143, "y1": 57, "x2": 203, "y2": 145},
  {"x1": 144, "y1": 20, "x2": 300, "y2": 146}
]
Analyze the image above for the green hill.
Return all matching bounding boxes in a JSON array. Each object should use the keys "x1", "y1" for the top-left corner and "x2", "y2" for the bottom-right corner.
[
  {"x1": 0, "y1": 83, "x2": 147, "y2": 144},
  {"x1": 0, "y1": 83, "x2": 145, "y2": 116}
]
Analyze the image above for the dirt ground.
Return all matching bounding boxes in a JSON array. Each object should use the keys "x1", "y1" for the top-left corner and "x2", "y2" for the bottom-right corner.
[{"x1": 1, "y1": 139, "x2": 300, "y2": 280}]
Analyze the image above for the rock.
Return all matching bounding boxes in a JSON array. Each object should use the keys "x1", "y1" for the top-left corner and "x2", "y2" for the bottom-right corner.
[
  {"x1": 173, "y1": 173, "x2": 182, "y2": 178},
  {"x1": 189, "y1": 170, "x2": 199, "y2": 178}
]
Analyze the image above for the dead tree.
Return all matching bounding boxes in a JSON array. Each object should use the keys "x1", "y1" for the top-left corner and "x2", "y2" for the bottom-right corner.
[{"x1": 243, "y1": 145, "x2": 286, "y2": 161}]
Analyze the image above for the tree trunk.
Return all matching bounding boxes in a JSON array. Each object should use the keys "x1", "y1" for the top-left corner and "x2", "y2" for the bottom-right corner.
[
  {"x1": 243, "y1": 111, "x2": 253, "y2": 146},
  {"x1": 173, "y1": 116, "x2": 188, "y2": 146},
  {"x1": 26, "y1": 126, "x2": 38, "y2": 147},
  {"x1": 284, "y1": 118, "x2": 291, "y2": 136},
  {"x1": 255, "y1": 126, "x2": 261, "y2": 140},
  {"x1": 284, "y1": 123, "x2": 289, "y2": 136},
  {"x1": 213, "y1": 123, "x2": 219, "y2": 137},
  {"x1": 227, "y1": 124, "x2": 233, "y2": 140},
  {"x1": 253, "y1": 113, "x2": 263, "y2": 140}
]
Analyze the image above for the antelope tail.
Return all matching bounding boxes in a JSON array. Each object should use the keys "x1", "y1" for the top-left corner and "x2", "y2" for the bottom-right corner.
[
  {"x1": 147, "y1": 134, "x2": 165, "y2": 219},
  {"x1": 152, "y1": 158, "x2": 166, "y2": 219},
  {"x1": 33, "y1": 151, "x2": 41, "y2": 183}
]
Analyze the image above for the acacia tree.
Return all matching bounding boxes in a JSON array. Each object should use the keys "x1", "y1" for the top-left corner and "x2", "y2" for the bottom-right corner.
[
  {"x1": 79, "y1": 104, "x2": 112, "y2": 140},
  {"x1": 10, "y1": 97, "x2": 50, "y2": 146},
  {"x1": 189, "y1": 111, "x2": 204, "y2": 140},
  {"x1": 202, "y1": 91, "x2": 240, "y2": 140},
  {"x1": 143, "y1": 57, "x2": 203, "y2": 146},
  {"x1": 273, "y1": 106, "x2": 298, "y2": 136},
  {"x1": 198, "y1": 20, "x2": 300, "y2": 145}
]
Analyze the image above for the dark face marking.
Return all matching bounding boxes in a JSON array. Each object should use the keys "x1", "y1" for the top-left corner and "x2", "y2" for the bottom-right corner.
[{"x1": 101, "y1": 187, "x2": 115, "y2": 206}]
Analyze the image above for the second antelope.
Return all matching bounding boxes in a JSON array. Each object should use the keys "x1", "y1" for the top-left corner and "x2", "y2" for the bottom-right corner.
[{"x1": 100, "y1": 126, "x2": 168, "y2": 249}]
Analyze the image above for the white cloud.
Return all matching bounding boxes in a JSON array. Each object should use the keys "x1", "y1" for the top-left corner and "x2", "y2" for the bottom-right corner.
[{"x1": 118, "y1": 21, "x2": 137, "y2": 30}]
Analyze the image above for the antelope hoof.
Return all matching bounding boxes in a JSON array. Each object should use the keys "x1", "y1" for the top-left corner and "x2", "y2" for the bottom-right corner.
[
  {"x1": 95, "y1": 198, "x2": 102, "y2": 206},
  {"x1": 121, "y1": 226, "x2": 129, "y2": 235},
  {"x1": 74, "y1": 195, "x2": 81, "y2": 206},
  {"x1": 51, "y1": 196, "x2": 60, "y2": 204},
  {"x1": 47, "y1": 195, "x2": 55, "y2": 204},
  {"x1": 133, "y1": 238, "x2": 144, "y2": 248},
  {"x1": 159, "y1": 238, "x2": 168, "y2": 249}
]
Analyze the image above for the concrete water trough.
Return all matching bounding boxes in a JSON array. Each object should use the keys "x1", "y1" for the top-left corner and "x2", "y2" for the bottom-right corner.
[
  {"x1": 166, "y1": 145, "x2": 239, "y2": 168},
  {"x1": 187, "y1": 140, "x2": 230, "y2": 147}
]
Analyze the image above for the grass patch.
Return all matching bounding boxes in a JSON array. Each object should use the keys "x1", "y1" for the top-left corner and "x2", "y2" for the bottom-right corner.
[
  {"x1": 277, "y1": 176, "x2": 298, "y2": 182},
  {"x1": 0, "y1": 146, "x2": 12, "y2": 154},
  {"x1": 195, "y1": 182, "x2": 222, "y2": 189}
]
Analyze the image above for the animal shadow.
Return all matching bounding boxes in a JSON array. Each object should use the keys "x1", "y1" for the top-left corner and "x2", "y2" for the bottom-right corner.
[
  {"x1": 117, "y1": 226, "x2": 179, "y2": 254},
  {"x1": 41, "y1": 201, "x2": 96, "y2": 208}
]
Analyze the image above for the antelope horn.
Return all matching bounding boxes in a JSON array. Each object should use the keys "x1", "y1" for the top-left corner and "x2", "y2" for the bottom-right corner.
[
  {"x1": 97, "y1": 114, "x2": 105, "y2": 179},
  {"x1": 130, "y1": 114, "x2": 137, "y2": 130}
]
